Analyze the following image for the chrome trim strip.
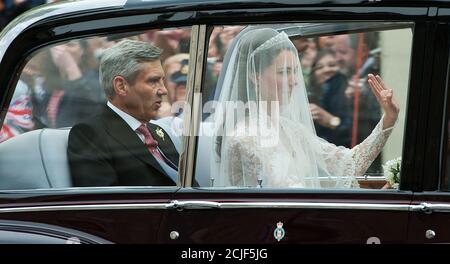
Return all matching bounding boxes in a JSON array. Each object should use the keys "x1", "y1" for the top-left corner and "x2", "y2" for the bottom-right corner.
[
  {"x1": 0, "y1": 186, "x2": 179, "y2": 193},
  {"x1": 0, "y1": 201, "x2": 412, "y2": 213},
  {"x1": 218, "y1": 202, "x2": 410, "y2": 211},
  {"x1": 356, "y1": 176, "x2": 386, "y2": 181},
  {"x1": 5, "y1": 200, "x2": 450, "y2": 214},
  {"x1": 0, "y1": 203, "x2": 168, "y2": 213}
]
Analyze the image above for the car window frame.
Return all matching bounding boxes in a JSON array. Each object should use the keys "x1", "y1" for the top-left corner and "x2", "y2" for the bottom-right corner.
[
  {"x1": 437, "y1": 9, "x2": 450, "y2": 192},
  {"x1": 0, "y1": 8, "x2": 200, "y2": 194},
  {"x1": 0, "y1": 2, "x2": 435, "y2": 195},
  {"x1": 188, "y1": 22, "x2": 415, "y2": 190},
  {"x1": 183, "y1": 6, "x2": 431, "y2": 193}
]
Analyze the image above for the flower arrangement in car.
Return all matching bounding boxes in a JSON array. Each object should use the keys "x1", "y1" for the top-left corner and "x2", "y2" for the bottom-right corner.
[{"x1": 383, "y1": 157, "x2": 401, "y2": 189}]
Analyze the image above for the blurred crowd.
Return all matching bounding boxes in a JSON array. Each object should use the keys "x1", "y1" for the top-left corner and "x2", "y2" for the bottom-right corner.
[
  {"x1": 292, "y1": 32, "x2": 382, "y2": 172},
  {"x1": 0, "y1": 22, "x2": 384, "y2": 172},
  {"x1": 0, "y1": 28, "x2": 194, "y2": 142}
]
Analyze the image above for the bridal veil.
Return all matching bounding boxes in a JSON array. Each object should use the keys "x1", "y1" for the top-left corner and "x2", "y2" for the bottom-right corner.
[{"x1": 209, "y1": 26, "x2": 355, "y2": 188}]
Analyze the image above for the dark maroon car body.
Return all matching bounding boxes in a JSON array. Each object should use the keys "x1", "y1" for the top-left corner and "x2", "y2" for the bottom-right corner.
[{"x1": 0, "y1": 0, "x2": 450, "y2": 244}]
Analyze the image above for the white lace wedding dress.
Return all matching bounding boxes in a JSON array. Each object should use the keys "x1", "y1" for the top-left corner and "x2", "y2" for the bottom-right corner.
[
  {"x1": 225, "y1": 116, "x2": 394, "y2": 188},
  {"x1": 210, "y1": 27, "x2": 396, "y2": 189}
]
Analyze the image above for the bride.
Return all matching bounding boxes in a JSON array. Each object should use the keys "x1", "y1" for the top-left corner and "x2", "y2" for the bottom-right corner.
[{"x1": 210, "y1": 27, "x2": 399, "y2": 188}]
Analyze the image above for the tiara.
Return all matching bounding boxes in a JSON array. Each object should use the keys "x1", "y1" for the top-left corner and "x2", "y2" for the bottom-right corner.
[{"x1": 251, "y1": 31, "x2": 289, "y2": 55}]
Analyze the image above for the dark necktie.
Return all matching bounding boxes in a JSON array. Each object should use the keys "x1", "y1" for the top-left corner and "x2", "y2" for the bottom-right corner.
[{"x1": 136, "y1": 123, "x2": 164, "y2": 161}]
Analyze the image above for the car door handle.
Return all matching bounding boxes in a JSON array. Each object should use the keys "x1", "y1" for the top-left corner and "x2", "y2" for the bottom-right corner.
[
  {"x1": 166, "y1": 200, "x2": 221, "y2": 210},
  {"x1": 410, "y1": 202, "x2": 450, "y2": 214}
]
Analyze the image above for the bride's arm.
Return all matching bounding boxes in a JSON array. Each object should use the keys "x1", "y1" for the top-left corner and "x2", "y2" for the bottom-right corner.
[
  {"x1": 318, "y1": 74, "x2": 399, "y2": 177},
  {"x1": 227, "y1": 136, "x2": 264, "y2": 186},
  {"x1": 348, "y1": 115, "x2": 395, "y2": 176},
  {"x1": 352, "y1": 74, "x2": 399, "y2": 175}
]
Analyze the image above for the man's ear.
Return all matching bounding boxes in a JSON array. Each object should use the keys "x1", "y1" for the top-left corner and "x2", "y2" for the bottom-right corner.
[{"x1": 112, "y1": 76, "x2": 128, "y2": 97}]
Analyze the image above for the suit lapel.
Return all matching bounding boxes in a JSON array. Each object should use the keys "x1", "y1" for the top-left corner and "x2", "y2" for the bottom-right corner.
[
  {"x1": 100, "y1": 106, "x2": 166, "y2": 176},
  {"x1": 148, "y1": 123, "x2": 180, "y2": 168}
]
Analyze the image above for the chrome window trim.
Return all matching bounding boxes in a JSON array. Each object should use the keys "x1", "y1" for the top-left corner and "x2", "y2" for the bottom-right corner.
[
  {"x1": 0, "y1": 201, "x2": 419, "y2": 213},
  {"x1": 179, "y1": 25, "x2": 198, "y2": 187},
  {"x1": 0, "y1": 203, "x2": 169, "y2": 213},
  {"x1": 0, "y1": 186, "x2": 179, "y2": 193},
  {"x1": 218, "y1": 202, "x2": 410, "y2": 211},
  {"x1": 180, "y1": 24, "x2": 207, "y2": 187},
  {"x1": 356, "y1": 176, "x2": 386, "y2": 181}
]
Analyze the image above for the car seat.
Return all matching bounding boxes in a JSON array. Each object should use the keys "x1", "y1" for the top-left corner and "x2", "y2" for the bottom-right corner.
[{"x1": 0, "y1": 128, "x2": 72, "y2": 190}]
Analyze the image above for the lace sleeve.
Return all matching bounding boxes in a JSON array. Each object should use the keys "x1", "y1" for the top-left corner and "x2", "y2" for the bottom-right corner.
[
  {"x1": 351, "y1": 117, "x2": 395, "y2": 176},
  {"x1": 226, "y1": 136, "x2": 264, "y2": 186},
  {"x1": 319, "y1": 115, "x2": 395, "y2": 179}
]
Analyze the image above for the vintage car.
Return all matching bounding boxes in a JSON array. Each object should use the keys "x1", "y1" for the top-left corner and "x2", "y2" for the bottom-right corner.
[{"x1": 0, "y1": 0, "x2": 449, "y2": 244}]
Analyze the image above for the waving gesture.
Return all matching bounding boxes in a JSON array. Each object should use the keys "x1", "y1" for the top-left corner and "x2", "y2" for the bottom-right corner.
[{"x1": 367, "y1": 74, "x2": 400, "y2": 129}]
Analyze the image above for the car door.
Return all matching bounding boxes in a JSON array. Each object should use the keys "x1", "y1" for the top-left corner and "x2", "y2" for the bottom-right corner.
[
  {"x1": 160, "y1": 4, "x2": 432, "y2": 244},
  {"x1": 0, "y1": 0, "x2": 434, "y2": 245},
  {"x1": 407, "y1": 8, "x2": 450, "y2": 243},
  {"x1": 0, "y1": 1, "x2": 204, "y2": 243}
]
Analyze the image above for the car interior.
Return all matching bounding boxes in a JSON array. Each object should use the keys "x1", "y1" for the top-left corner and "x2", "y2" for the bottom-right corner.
[
  {"x1": 0, "y1": 22, "x2": 411, "y2": 190},
  {"x1": 0, "y1": 128, "x2": 72, "y2": 189}
]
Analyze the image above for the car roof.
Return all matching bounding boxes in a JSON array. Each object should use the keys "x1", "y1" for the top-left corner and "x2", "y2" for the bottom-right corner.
[{"x1": 0, "y1": 0, "x2": 441, "y2": 65}]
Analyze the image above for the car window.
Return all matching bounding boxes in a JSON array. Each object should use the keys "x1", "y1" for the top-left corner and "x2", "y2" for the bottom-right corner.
[
  {"x1": 0, "y1": 27, "x2": 192, "y2": 190},
  {"x1": 194, "y1": 22, "x2": 412, "y2": 190}
]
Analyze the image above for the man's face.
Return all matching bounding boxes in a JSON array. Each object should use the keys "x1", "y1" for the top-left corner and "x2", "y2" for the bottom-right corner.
[
  {"x1": 331, "y1": 35, "x2": 355, "y2": 73},
  {"x1": 124, "y1": 61, "x2": 167, "y2": 122}
]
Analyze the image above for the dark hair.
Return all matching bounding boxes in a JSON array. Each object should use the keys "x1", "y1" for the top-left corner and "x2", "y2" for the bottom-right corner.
[{"x1": 309, "y1": 49, "x2": 337, "y2": 89}]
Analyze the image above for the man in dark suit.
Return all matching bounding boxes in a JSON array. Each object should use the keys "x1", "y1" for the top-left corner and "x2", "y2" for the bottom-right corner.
[{"x1": 67, "y1": 40, "x2": 179, "y2": 187}]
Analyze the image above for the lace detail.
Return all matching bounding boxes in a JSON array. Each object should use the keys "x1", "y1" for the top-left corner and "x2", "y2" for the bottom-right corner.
[
  {"x1": 225, "y1": 116, "x2": 394, "y2": 188},
  {"x1": 318, "y1": 115, "x2": 394, "y2": 179},
  {"x1": 227, "y1": 136, "x2": 263, "y2": 186}
]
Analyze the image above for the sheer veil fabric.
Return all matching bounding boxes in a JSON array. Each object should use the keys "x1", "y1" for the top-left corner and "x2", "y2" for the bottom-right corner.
[{"x1": 209, "y1": 27, "x2": 393, "y2": 188}]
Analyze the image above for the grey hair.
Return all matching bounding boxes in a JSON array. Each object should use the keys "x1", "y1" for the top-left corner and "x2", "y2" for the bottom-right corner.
[{"x1": 99, "y1": 39, "x2": 162, "y2": 97}]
